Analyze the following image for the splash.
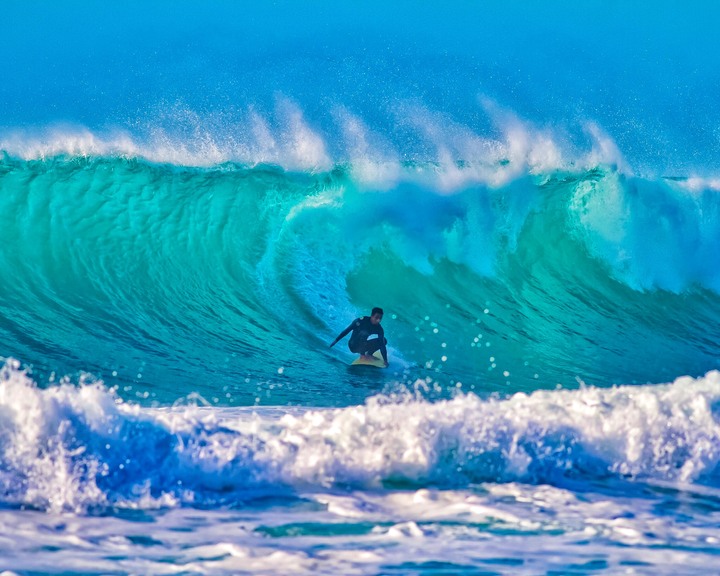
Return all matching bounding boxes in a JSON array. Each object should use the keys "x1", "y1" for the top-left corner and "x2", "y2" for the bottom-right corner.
[{"x1": 2, "y1": 360, "x2": 720, "y2": 513}]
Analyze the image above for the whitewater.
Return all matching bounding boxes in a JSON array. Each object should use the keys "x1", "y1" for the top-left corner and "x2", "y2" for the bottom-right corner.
[{"x1": 3, "y1": 1, "x2": 720, "y2": 574}]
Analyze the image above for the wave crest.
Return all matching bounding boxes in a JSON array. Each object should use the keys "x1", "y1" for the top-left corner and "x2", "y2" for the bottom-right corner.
[{"x1": 0, "y1": 100, "x2": 628, "y2": 190}]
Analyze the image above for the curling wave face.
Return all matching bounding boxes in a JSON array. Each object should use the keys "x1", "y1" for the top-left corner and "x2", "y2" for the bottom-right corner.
[{"x1": 1, "y1": 152, "x2": 720, "y2": 402}]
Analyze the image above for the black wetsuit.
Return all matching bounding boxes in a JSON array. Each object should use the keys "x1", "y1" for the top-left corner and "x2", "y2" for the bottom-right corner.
[{"x1": 343, "y1": 316, "x2": 388, "y2": 363}]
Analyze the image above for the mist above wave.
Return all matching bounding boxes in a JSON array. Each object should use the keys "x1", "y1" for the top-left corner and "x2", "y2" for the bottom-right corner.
[{"x1": 0, "y1": 99, "x2": 627, "y2": 191}]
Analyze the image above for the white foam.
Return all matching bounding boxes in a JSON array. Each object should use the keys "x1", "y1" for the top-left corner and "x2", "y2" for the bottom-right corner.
[
  {"x1": 3, "y1": 360, "x2": 720, "y2": 514},
  {"x1": 3, "y1": 362, "x2": 720, "y2": 572},
  {"x1": 230, "y1": 371, "x2": 720, "y2": 488},
  {"x1": 2, "y1": 481, "x2": 720, "y2": 574}
]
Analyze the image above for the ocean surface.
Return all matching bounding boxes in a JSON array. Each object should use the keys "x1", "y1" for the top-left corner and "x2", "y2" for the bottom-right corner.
[{"x1": 3, "y1": 2, "x2": 720, "y2": 574}]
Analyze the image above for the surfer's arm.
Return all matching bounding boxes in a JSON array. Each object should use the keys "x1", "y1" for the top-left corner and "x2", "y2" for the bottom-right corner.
[{"x1": 329, "y1": 322, "x2": 355, "y2": 347}]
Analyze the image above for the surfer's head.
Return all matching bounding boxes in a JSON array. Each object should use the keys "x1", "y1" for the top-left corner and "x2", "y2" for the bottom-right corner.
[{"x1": 370, "y1": 307, "x2": 384, "y2": 324}]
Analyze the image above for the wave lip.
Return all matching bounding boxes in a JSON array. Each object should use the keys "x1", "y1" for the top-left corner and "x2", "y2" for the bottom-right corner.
[
  {"x1": 2, "y1": 361, "x2": 720, "y2": 513},
  {"x1": 0, "y1": 100, "x2": 629, "y2": 189}
]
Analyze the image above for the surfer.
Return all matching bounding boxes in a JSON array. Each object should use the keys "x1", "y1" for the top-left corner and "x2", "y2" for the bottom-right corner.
[{"x1": 330, "y1": 307, "x2": 389, "y2": 366}]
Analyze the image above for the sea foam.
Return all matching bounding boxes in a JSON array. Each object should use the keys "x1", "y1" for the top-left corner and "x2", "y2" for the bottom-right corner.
[{"x1": 2, "y1": 360, "x2": 720, "y2": 513}]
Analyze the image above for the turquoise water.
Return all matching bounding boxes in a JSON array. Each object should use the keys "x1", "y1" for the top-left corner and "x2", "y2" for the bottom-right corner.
[
  {"x1": 2, "y1": 158, "x2": 720, "y2": 403},
  {"x1": 3, "y1": 1, "x2": 720, "y2": 573}
]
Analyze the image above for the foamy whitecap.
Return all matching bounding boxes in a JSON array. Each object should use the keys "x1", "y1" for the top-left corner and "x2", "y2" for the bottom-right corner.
[{"x1": 2, "y1": 360, "x2": 720, "y2": 513}]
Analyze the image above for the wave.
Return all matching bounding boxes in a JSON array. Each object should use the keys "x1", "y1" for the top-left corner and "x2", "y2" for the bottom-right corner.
[
  {"x1": 1, "y1": 153, "x2": 720, "y2": 397},
  {"x1": 2, "y1": 360, "x2": 720, "y2": 513}
]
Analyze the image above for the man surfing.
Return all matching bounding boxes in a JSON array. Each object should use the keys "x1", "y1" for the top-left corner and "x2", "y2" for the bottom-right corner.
[{"x1": 330, "y1": 307, "x2": 389, "y2": 367}]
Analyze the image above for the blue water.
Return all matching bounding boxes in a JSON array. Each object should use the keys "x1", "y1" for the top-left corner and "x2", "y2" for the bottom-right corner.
[{"x1": 3, "y1": 2, "x2": 720, "y2": 574}]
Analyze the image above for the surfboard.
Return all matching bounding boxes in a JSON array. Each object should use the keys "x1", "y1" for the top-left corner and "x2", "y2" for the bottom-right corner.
[{"x1": 350, "y1": 351, "x2": 387, "y2": 368}]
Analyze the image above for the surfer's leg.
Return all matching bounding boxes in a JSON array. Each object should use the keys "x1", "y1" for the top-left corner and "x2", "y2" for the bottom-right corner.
[
  {"x1": 363, "y1": 338, "x2": 387, "y2": 357},
  {"x1": 349, "y1": 340, "x2": 371, "y2": 358},
  {"x1": 360, "y1": 345, "x2": 374, "y2": 359},
  {"x1": 351, "y1": 340, "x2": 372, "y2": 359}
]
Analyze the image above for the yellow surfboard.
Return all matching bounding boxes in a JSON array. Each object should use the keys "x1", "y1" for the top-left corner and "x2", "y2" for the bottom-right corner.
[{"x1": 350, "y1": 351, "x2": 386, "y2": 368}]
